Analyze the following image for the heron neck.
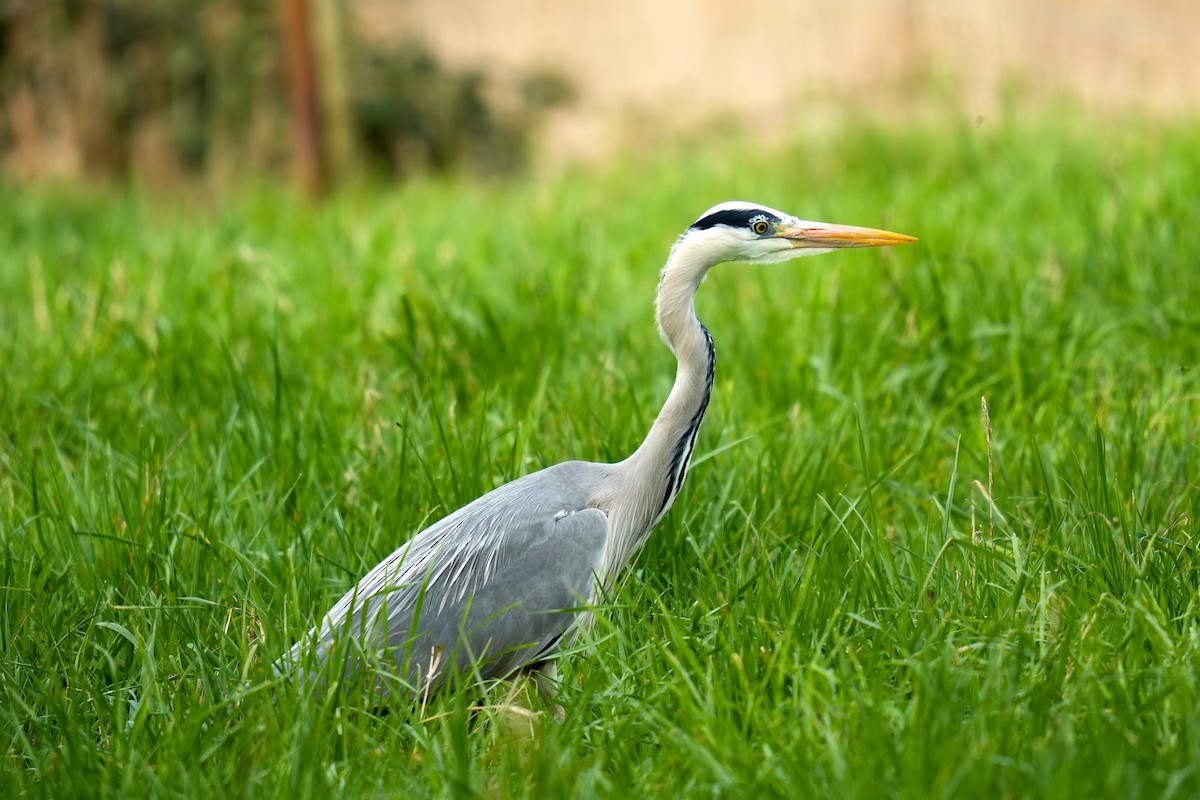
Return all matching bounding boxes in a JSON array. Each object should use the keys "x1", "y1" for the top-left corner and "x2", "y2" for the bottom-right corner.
[{"x1": 610, "y1": 238, "x2": 718, "y2": 569}]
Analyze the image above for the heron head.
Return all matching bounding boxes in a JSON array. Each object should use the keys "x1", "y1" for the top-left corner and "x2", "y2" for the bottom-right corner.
[{"x1": 686, "y1": 201, "x2": 917, "y2": 266}]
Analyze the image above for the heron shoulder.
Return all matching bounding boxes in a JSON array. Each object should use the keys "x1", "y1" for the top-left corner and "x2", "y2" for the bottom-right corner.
[{"x1": 349, "y1": 459, "x2": 613, "y2": 599}]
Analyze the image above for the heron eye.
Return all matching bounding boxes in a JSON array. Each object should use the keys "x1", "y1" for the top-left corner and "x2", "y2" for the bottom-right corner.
[{"x1": 752, "y1": 220, "x2": 770, "y2": 235}]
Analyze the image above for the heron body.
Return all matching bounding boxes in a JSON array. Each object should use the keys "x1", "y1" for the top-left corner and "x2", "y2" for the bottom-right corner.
[{"x1": 280, "y1": 202, "x2": 915, "y2": 698}]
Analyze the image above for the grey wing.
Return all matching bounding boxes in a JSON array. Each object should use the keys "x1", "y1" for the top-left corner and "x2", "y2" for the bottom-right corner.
[
  {"x1": 281, "y1": 499, "x2": 608, "y2": 698},
  {"x1": 408, "y1": 507, "x2": 609, "y2": 688}
]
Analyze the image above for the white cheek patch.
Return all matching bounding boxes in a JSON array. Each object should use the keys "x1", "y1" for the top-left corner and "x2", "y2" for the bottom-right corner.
[{"x1": 742, "y1": 240, "x2": 797, "y2": 263}]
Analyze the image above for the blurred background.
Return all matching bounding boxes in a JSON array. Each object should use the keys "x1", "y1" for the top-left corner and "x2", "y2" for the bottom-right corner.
[{"x1": 2, "y1": 0, "x2": 1197, "y2": 195}]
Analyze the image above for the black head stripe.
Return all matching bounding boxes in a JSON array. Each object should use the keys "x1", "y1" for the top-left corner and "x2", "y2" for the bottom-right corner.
[{"x1": 690, "y1": 207, "x2": 781, "y2": 231}]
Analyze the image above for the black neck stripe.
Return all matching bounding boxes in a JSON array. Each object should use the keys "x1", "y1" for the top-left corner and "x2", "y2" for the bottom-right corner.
[{"x1": 654, "y1": 324, "x2": 716, "y2": 522}]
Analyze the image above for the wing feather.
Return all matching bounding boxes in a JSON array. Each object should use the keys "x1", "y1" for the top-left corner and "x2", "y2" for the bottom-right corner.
[{"x1": 280, "y1": 462, "x2": 610, "y2": 697}]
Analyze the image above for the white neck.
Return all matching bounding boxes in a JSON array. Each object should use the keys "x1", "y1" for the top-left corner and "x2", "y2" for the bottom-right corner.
[{"x1": 604, "y1": 234, "x2": 721, "y2": 572}]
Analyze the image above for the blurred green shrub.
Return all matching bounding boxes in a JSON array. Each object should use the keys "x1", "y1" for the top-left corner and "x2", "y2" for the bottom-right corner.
[
  {"x1": 0, "y1": 0, "x2": 573, "y2": 185},
  {"x1": 353, "y1": 41, "x2": 574, "y2": 177}
]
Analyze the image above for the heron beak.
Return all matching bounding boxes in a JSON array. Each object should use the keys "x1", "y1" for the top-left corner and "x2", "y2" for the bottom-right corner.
[{"x1": 778, "y1": 220, "x2": 918, "y2": 249}]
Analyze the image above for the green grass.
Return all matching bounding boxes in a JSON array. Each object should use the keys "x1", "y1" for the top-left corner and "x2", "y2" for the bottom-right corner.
[{"x1": 2, "y1": 113, "x2": 1199, "y2": 798}]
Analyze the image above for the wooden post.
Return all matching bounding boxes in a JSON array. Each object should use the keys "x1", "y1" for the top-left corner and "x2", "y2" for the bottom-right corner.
[{"x1": 277, "y1": 0, "x2": 324, "y2": 197}]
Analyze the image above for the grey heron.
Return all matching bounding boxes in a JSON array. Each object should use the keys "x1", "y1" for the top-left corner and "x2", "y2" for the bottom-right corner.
[{"x1": 279, "y1": 201, "x2": 915, "y2": 700}]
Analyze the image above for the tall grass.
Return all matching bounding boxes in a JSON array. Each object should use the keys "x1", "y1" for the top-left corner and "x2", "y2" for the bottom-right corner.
[{"x1": 1, "y1": 113, "x2": 1198, "y2": 798}]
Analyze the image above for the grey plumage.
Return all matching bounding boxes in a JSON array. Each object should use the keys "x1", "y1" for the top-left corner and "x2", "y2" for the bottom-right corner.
[
  {"x1": 278, "y1": 202, "x2": 915, "y2": 699},
  {"x1": 289, "y1": 463, "x2": 613, "y2": 695}
]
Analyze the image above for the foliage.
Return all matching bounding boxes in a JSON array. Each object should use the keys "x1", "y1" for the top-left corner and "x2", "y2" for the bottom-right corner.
[
  {"x1": 0, "y1": 1, "x2": 570, "y2": 182},
  {"x1": 1, "y1": 115, "x2": 1198, "y2": 798},
  {"x1": 353, "y1": 41, "x2": 574, "y2": 177}
]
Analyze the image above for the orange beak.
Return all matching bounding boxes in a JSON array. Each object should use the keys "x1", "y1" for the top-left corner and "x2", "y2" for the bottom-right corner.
[{"x1": 777, "y1": 220, "x2": 918, "y2": 249}]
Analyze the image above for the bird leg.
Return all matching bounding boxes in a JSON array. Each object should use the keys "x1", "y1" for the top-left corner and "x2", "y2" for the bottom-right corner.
[
  {"x1": 524, "y1": 660, "x2": 565, "y2": 722},
  {"x1": 528, "y1": 660, "x2": 558, "y2": 696}
]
